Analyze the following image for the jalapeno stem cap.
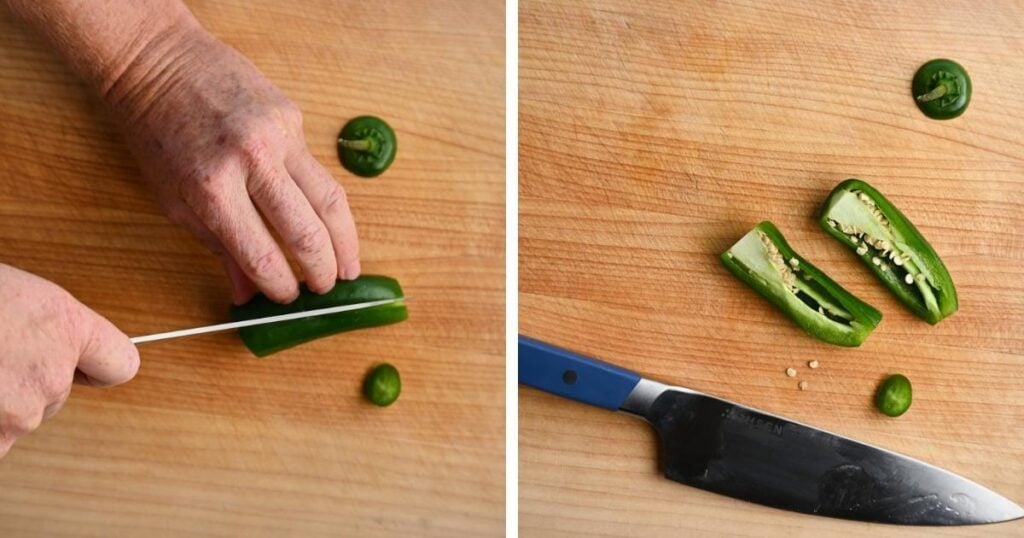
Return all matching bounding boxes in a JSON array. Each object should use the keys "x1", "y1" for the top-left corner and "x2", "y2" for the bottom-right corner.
[
  {"x1": 337, "y1": 116, "x2": 397, "y2": 178},
  {"x1": 911, "y1": 59, "x2": 970, "y2": 120}
]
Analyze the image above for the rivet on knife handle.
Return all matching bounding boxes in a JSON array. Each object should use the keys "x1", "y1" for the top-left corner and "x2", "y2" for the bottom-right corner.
[{"x1": 519, "y1": 335, "x2": 640, "y2": 410}]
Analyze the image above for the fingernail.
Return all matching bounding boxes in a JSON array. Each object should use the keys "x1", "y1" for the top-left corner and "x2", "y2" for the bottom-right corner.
[
  {"x1": 43, "y1": 400, "x2": 64, "y2": 419},
  {"x1": 343, "y1": 261, "x2": 361, "y2": 280},
  {"x1": 126, "y1": 347, "x2": 141, "y2": 380}
]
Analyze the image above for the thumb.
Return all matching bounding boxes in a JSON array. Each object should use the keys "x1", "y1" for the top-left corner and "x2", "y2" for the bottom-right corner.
[{"x1": 74, "y1": 306, "x2": 140, "y2": 388}]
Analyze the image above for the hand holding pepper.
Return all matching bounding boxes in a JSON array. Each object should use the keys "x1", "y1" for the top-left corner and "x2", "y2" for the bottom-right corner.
[
  {"x1": 4, "y1": 0, "x2": 361, "y2": 305},
  {"x1": 0, "y1": 265, "x2": 139, "y2": 458},
  {"x1": 111, "y1": 23, "x2": 360, "y2": 305}
]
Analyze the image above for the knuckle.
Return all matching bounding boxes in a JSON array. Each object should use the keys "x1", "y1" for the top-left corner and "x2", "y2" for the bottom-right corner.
[
  {"x1": 41, "y1": 371, "x2": 71, "y2": 401},
  {"x1": 280, "y1": 100, "x2": 302, "y2": 125},
  {"x1": 321, "y1": 183, "x2": 348, "y2": 214},
  {"x1": 289, "y1": 223, "x2": 328, "y2": 254},
  {"x1": 181, "y1": 169, "x2": 230, "y2": 208},
  {"x1": 2, "y1": 409, "x2": 36, "y2": 437},
  {"x1": 244, "y1": 249, "x2": 281, "y2": 278},
  {"x1": 246, "y1": 173, "x2": 279, "y2": 202},
  {"x1": 196, "y1": 175, "x2": 227, "y2": 201},
  {"x1": 237, "y1": 136, "x2": 271, "y2": 168}
]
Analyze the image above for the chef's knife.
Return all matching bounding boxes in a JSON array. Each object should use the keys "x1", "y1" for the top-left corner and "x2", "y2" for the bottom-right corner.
[
  {"x1": 520, "y1": 335, "x2": 1024, "y2": 526},
  {"x1": 130, "y1": 298, "x2": 406, "y2": 344}
]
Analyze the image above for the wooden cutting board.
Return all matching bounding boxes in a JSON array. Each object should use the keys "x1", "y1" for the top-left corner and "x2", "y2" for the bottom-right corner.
[
  {"x1": 0, "y1": 1, "x2": 503, "y2": 536},
  {"x1": 520, "y1": 0, "x2": 1023, "y2": 536}
]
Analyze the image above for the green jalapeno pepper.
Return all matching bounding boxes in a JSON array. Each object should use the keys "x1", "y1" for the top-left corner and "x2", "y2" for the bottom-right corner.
[
  {"x1": 230, "y1": 275, "x2": 408, "y2": 357},
  {"x1": 337, "y1": 116, "x2": 397, "y2": 177},
  {"x1": 912, "y1": 59, "x2": 971, "y2": 120},
  {"x1": 875, "y1": 374, "x2": 912, "y2": 417},
  {"x1": 820, "y1": 179, "x2": 957, "y2": 324},
  {"x1": 364, "y1": 363, "x2": 401, "y2": 406},
  {"x1": 721, "y1": 221, "x2": 882, "y2": 347}
]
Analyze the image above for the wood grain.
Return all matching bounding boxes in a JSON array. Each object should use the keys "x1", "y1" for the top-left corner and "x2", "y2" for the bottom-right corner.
[
  {"x1": 519, "y1": 0, "x2": 1024, "y2": 536},
  {"x1": 0, "y1": 1, "x2": 504, "y2": 536}
]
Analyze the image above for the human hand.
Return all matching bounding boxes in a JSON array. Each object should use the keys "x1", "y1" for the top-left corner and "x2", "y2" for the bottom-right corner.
[
  {"x1": 106, "y1": 23, "x2": 360, "y2": 304},
  {"x1": 0, "y1": 264, "x2": 139, "y2": 457}
]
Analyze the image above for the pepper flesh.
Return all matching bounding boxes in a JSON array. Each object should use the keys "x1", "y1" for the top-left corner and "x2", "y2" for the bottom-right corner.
[
  {"x1": 230, "y1": 275, "x2": 408, "y2": 357},
  {"x1": 820, "y1": 179, "x2": 957, "y2": 324},
  {"x1": 721, "y1": 221, "x2": 881, "y2": 347}
]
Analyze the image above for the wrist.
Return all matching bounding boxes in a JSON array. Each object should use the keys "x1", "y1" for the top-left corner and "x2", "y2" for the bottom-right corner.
[
  {"x1": 1, "y1": 0, "x2": 202, "y2": 106},
  {"x1": 99, "y1": 12, "x2": 207, "y2": 122}
]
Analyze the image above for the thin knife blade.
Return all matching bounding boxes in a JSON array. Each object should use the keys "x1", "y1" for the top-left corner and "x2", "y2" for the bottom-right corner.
[
  {"x1": 130, "y1": 297, "x2": 407, "y2": 344},
  {"x1": 622, "y1": 379, "x2": 1024, "y2": 525}
]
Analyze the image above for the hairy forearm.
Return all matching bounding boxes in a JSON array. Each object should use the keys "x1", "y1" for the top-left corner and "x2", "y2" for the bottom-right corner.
[{"x1": 1, "y1": 0, "x2": 200, "y2": 100}]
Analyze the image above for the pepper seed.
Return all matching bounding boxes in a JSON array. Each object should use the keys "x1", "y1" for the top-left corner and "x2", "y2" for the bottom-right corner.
[
  {"x1": 872, "y1": 256, "x2": 881, "y2": 266},
  {"x1": 905, "y1": 274, "x2": 915, "y2": 285},
  {"x1": 798, "y1": 381, "x2": 809, "y2": 391},
  {"x1": 786, "y1": 367, "x2": 797, "y2": 377},
  {"x1": 808, "y1": 360, "x2": 820, "y2": 369}
]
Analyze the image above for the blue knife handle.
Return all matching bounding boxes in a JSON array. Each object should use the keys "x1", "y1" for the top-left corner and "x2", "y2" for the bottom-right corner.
[{"x1": 519, "y1": 335, "x2": 641, "y2": 410}]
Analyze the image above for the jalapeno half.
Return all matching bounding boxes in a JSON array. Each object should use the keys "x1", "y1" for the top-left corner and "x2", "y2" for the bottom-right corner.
[
  {"x1": 721, "y1": 221, "x2": 882, "y2": 347},
  {"x1": 230, "y1": 275, "x2": 408, "y2": 357},
  {"x1": 820, "y1": 179, "x2": 957, "y2": 324}
]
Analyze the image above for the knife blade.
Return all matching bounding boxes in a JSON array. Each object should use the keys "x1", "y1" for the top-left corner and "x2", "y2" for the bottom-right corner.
[
  {"x1": 131, "y1": 298, "x2": 407, "y2": 344},
  {"x1": 520, "y1": 335, "x2": 1024, "y2": 526}
]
